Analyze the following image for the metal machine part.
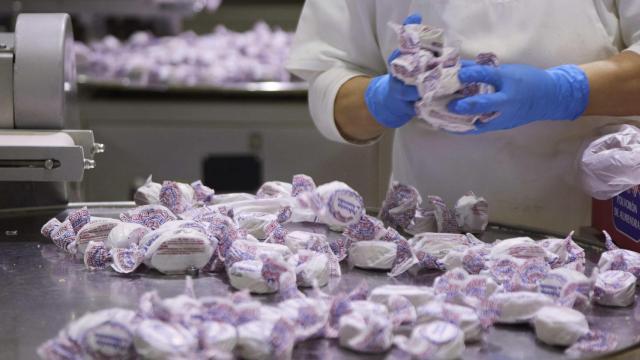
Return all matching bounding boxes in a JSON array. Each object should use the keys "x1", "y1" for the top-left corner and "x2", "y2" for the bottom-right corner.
[
  {"x1": 0, "y1": 14, "x2": 102, "y2": 208},
  {"x1": 0, "y1": 34, "x2": 13, "y2": 129},
  {"x1": 14, "y1": 13, "x2": 77, "y2": 129}
]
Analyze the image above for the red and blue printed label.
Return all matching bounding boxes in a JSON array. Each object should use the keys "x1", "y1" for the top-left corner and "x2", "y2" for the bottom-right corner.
[{"x1": 612, "y1": 189, "x2": 640, "y2": 243}]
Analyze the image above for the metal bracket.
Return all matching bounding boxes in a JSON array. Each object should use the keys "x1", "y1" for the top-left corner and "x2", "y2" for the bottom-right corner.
[
  {"x1": 0, "y1": 129, "x2": 102, "y2": 182},
  {"x1": 62, "y1": 129, "x2": 104, "y2": 159},
  {"x1": 0, "y1": 145, "x2": 85, "y2": 181}
]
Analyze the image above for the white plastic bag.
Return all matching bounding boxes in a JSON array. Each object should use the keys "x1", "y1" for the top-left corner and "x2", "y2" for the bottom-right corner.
[{"x1": 580, "y1": 124, "x2": 640, "y2": 200}]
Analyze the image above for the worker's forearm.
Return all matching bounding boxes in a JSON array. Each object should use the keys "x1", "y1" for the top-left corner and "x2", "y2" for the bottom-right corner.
[
  {"x1": 581, "y1": 51, "x2": 640, "y2": 117},
  {"x1": 334, "y1": 76, "x2": 384, "y2": 142}
]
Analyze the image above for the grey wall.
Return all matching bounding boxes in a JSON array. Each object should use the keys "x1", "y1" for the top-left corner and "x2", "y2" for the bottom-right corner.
[{"x1": 79, "y1": 94, "x2": 390, "y2": 207}]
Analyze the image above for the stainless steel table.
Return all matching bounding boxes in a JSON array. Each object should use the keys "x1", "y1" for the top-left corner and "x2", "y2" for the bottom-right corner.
[{"x1": 2, "y1": 203, "x2": 640, "y2": 359}]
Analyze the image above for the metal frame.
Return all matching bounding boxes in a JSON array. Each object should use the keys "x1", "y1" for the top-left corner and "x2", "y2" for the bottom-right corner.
[{"x1": 0, "y1": 33, "x2": 13, "y2": 129}]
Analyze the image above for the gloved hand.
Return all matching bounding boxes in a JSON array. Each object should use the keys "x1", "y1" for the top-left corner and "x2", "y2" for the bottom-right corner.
[
  {"x1": 364, "y1": 14, "x2": 422, "y2": 128},
  {"x1": 447, "y1": 63, "x2": 590, "y2": 134}
]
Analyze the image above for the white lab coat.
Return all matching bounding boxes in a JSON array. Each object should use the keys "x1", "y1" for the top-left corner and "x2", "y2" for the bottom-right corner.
[{"x1": 286, "y1": 0, "x2": 640, "y2": 234}]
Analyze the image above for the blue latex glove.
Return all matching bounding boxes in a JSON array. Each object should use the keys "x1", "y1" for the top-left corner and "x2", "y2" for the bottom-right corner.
[
  {"x1": 447, "y1": 63, "x2": 590, "y2": 134},
  {"x1": 364, "y1": 14, "x2": 422, "y2": 128}
]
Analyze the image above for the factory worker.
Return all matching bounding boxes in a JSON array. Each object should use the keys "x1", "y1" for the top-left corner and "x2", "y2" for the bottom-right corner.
[{"x1": 286, "y1": 1, "x2": 640, "y2": 233}]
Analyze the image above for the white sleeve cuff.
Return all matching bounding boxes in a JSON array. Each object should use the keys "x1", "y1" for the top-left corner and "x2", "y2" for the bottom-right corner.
[
  {"x1": 308, "y1": 67, "x2": 381, "y2": 146},
  {"x1": 623, "y1": 44, "x2": 640, "y2": 56}
]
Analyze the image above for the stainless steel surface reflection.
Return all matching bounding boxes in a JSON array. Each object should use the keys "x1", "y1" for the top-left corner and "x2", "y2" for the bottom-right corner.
[
  {"x1": 1, "y1": 205, "x2": 640, "y2": 359},
  {"x1": 77, "y1": 77, "x2": 308, "y2": 96}
]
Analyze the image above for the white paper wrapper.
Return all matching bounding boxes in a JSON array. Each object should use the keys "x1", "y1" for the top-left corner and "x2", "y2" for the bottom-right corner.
[
  {"x1": 225, "y1": 239, "x2": 293, "y2": 269},
  {"x1": 349, "y1": 240, "x2": 397, "y2": 270},
  {"x1": 433, "y1": 269, "x2": 499, "y2": 308},
  {"x1": 428, "y1": 196, "x2": 460, "y2": 233},
  {"x1": 143, "y1": 228, "x2": 215, "y2": 274},
  {"x1": 74, "y1": 218, "x2": 121, "y2": 255},
  {"x1": 282, "y1": 231, "x2": 327, "y2": 253},
  {"x1": 110, "y1": 245, "x2": 146, "y2": 274},
  {"x1": 81, "y1": 240, "x2": 144, "y2": 274},
  {"x1": 377, "y1": 183, "x2": 441, "y2": 236},
  {"x1": 386, "y1": 295, "x2": 418, "y2": 328},
  {"x1": 369, "y1": 285, "x2": 436, "y2": 308},
  {"x1": 120, "y1": 205, "x2": 177, "y2": 230},
  {"x1": 256, "y1": 181, "x2": 293, "y2": 199},
  {"x1": 284, "y1": 174, "x2": 312, "y2": 196},
  {"x1": 290, "y1": 250, "x2": 330, "y2": 287},
  {"x1": 228, "y1": 260, "x2": 275, "y2": 294},
  {"x1": 565, "y1": 330, "x2": 619, "y2": 357},
  {"x1": 338, "y1": 311, "x2": 393, "y2": 354},
  {"x1": 406, "y1": 207, "x2": 439, "y2": 235},
  {"x1": 228, "y1": 253, "x2": 295, "y2": 295},
  {"x1": 379, "y1": 182, "x2": 422, "y2": 230},
  {"x1": 236, "y1": 318, "x2": 296, "y2": 360},
  {"x1": 278, "y1": 298, "x2": 329, "y2": 342},
  {"x1": 159, "y1": 181, "x2": 196, "y2": 215},
  {"x1": 40, "y1": 277, "x2": 301, "y2": 360},
  {"x1": 487, "y1": 291, "x2": 554, "y2": 324},
  {"x1": 539, "y1": 231, "x2": 586, "y2": 272},
  {"x1": 593, "y1": 270, "x2": 636, "y2": 307},
  {"x1": 159, "y1": 219, "x2": 210, "y2": 234},
  {"x1": 235, "y1": 212, "x2": 278, "y2": 240},
  {"x1": 598, "y1": 232, "x2": 640, "y2": 278},
  {"x1": 350, "y1": 300, "x2": 389, "y2": 318},
  {"x1": 179, "y1": 205, "x2": 232, "y2": 222},
  {"x1": 191, "y1": 180, "x2": 215, "y2": 205},
  {"x1": 486, "y1": 255, "x2": 551, "y2": 292},
  {"x1": 411, "y1": 233, "x2": 480, "y2": 270},
  {"x1": 393, "y1": 320, "x2": 466, "y2": 360},
  {"x1": 83, "y1": 241, "x2": 112, "y2": 270},
  {"x1": 454, "y1": 192, "x2": 489, "y2": 234},
  {"x1": 211, "y1": 193, "x2": 256, "y2": 205},
  {"x1": 533, "y1": 306, "x2": 589, "y2": 347},
  {"x1": 199, "y1": 321, "x2": 237, "y2": 352},
  {"x1": 107, "y1": 222, "x2": 149, "y2": 249},
  {"x1": 38, "y1": 308, "x2": 138, "y2": 360},
  {"x1": 416, "y1": 300, "x2": 482, "y2": 342},
  {"x1": 489, "y1": 237, "x2": 558, "y2": 265},
  {"x1": 538, "y1": 267, "x2": 593, "y2": 307},
  {"x1": 134, "y1": 175, "x2": 162, "y2": 205},
  {"x1": 344, "y1": 216, "x2": 417, "y2": 277},
  {"x1": 266, "y1": 227, "x2": 342, "y2": 279},
  {"x1": 291, "y1": 181, "x2": 365, "y2": 229},
  {"x1": 225, "y1": 198, "x2": 290, "y2": 217},
  {"x1": 389, "y1": 22, "x2": 499, "y2": 134},
  {"x1": 134, "y1": 319, "x2": 198, "y2": 359}
]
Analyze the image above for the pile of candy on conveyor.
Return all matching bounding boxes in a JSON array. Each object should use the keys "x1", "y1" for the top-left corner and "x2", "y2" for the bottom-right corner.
[
  {"x1": 39, "y1": 174, "x2": 636, "y2": 359},
  {"x1": 389, "y1": 21, "x2": 499, "y2": 133},
  {"x1": 150, "y1": 0, "x2": 222, "y2": 11},
  {"x1": 75, "y1": 22, "x2": 293, "y2": 87}
]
